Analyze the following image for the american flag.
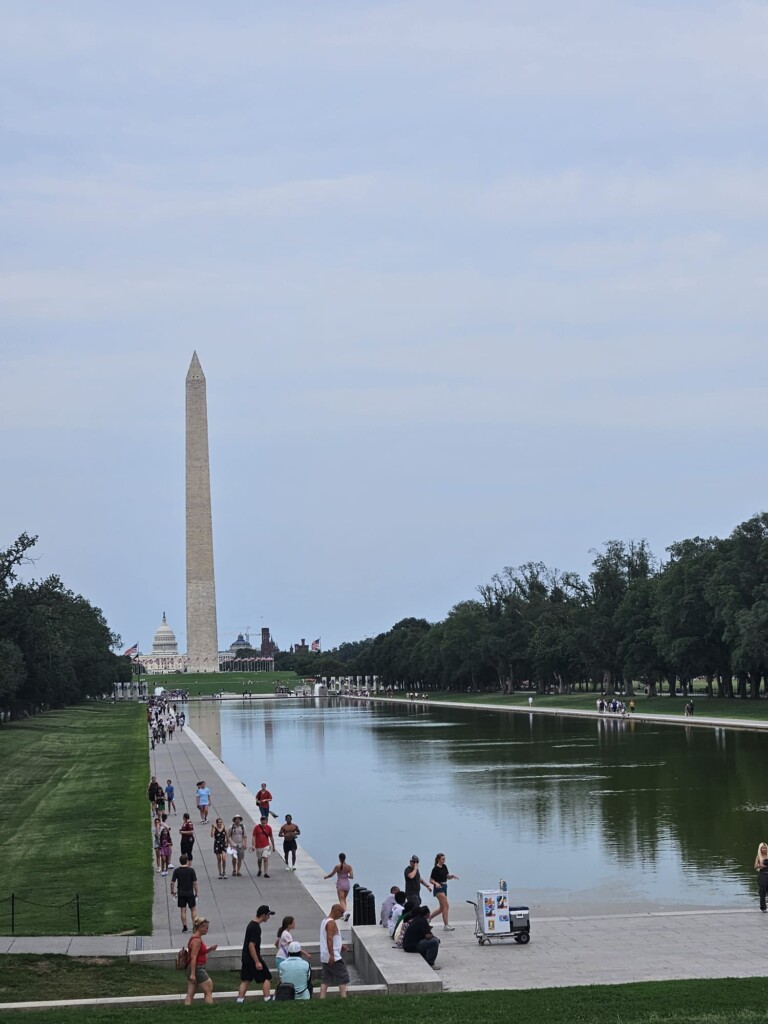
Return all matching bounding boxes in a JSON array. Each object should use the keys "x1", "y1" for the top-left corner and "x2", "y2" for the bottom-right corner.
[
  {"x1": 123, "y1": 643, "x2": 139, "y2": 658},
  {"x1": 311, "y1": 638, "x2": 321, "y2": 652}
]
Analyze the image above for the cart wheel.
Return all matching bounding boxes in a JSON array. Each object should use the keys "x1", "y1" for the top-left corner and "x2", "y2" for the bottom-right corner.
[
  {"x1": 478, "y1": 937, "x2": 485, "y2": 945},
  {"x1": 517, "y1": 931, "x2": 531, "y2": 944}
]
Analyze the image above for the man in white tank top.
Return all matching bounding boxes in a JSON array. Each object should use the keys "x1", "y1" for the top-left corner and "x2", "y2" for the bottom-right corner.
[{"x1": 319, "y1": 904, "x2": 349, "y2": 998}]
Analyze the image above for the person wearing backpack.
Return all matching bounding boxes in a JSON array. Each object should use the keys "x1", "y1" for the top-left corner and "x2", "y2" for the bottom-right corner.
[
  {"x1": 277, "y1": 941, "x2": 312, "y2": 1000},
  {"x1": 184, "y1": 918, "x2": 218, "y2": 1005}
]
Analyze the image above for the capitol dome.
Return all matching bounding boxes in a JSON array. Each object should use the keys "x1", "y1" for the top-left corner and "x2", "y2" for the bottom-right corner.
[{"x1": 152, "y1": 613, "x2": 179, "y2": 655}]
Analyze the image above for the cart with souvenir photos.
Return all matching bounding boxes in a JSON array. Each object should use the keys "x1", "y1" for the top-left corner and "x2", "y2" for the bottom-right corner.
[{"x1": 467, "y1": 885, "x2": 530, "y2": 945}]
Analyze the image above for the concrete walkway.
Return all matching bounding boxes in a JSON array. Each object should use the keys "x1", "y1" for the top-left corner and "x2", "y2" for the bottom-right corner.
[{"x1": 144, "y1": 721, "x2": 338, "y2": 949}]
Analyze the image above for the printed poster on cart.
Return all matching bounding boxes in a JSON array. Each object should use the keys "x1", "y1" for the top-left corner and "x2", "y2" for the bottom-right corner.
[{"x1": 477, "y1": 890, "x2": 511, "y2": 934}]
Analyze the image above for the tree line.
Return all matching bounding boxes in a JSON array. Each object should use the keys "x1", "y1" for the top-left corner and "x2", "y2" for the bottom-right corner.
[
  {"x1": 0, "y1": 533, "x2": 124, "y2": 720},
  {"x1": 288, "y1": 513, "x2": 768, "y2": 698}
]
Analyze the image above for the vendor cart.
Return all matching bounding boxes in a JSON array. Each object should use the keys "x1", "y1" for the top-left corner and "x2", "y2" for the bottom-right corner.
[{"x1": 467, "y1": 888, "x2": 531, "y2": 945}]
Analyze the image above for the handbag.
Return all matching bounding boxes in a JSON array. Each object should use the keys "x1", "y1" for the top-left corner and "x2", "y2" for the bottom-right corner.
[
  {"x1": 226, "y1": 846, "x2": 236, "y2": 857},
  {"x1": 274, "y1": 983, "x2": 295, "y2": 1001}
]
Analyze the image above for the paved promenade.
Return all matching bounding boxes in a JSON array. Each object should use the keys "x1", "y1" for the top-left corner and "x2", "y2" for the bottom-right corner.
[{"x1": 145, "y1": 720, "x2": 337, "y2": 949}]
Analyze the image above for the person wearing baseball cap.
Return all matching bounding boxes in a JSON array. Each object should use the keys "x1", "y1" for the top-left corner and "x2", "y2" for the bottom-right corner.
[
  {"x1": 237, "y1": 906, "x2": 275, "y2": 1003},
  {"x1": 278, "y1": 941, "x2": 312, "y2": 1000}
]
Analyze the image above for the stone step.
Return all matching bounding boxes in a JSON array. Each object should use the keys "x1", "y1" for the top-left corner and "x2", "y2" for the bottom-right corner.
[{"x1": 0, "y1": 986, "x2": 387, "y2": 1011}]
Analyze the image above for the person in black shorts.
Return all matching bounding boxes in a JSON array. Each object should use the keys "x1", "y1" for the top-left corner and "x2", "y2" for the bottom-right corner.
[
  {"x1": 278, "y1": 814, "x2": 300, "y2": 871},
  {"x1": 237, "y1": 905, "x2": 275, "y2": 1002},
  {"x1": 170, "y1": 854, "x2": 198, "y2": 932}
]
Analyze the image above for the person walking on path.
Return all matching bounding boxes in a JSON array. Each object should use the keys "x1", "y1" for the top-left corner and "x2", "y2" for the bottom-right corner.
[
  {"x1": 211, "y1": 818, "x2": 229, "y2": 878},
  {"x1": 147, "y1": 776, "x2": 162, "y2": 816},
  {"x1": 179, "y1": 814, "x2": 195, "y2": 863},
  {"x1": 279, "y1": 814, "x2": 301, "y2": 871},
  {"x1": 252, "y1": 818, "x2": 276, "y2": 877},
  {"x1": 165, "y1": 779, "x2": 177, "y2": 814},
  {"x1": 229, "y1": 814, "x2": 247, "y2": 876},
  {"x1": 256, "y1": 782, "x2": 277, "y2": 820},
  {"x1": 236, "y1": 905, "x2": 275, "y2": 1003},
  {"x1": 404, "y1": 854, "x2": 432, "y2": 908},
  {"x1": 158, "y1": 822, "x2": 173, "y2": 876},
  {"x1": 758, "y1": 859, "x2": 768, "y2": 912},
  {"x1": 428, "y1": 852, "x2": 458, "y2": 930},
  {"x1": 152, "y1": 817, "x2": 163, "y2": 872},
  {"x1": 324, "y1": 853, "x2": 354, "y2": 919},
  {"x1": 753, "y1": 842, "x2": 768, "y2": 870},
  {"x1": 170, "y1": 854, "x2": 198, "y2": 932},
  {"x1": 319, "y1": 904, "x2": 349, "y2": 999},
  {"x1": 403, "y1": 905, "x2": 441, "y2": 968},
  {"x1": 196, "y1": 781, "x2": 211, "y2": 824},
  {"x1": 185, "y1": 918, "x2": 218, "y2": 1006}
]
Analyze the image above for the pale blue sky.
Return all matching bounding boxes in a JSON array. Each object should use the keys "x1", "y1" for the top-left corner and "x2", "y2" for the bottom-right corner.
[{"x1": 2, "y1": 1, "x2": 767, "y2": 652}]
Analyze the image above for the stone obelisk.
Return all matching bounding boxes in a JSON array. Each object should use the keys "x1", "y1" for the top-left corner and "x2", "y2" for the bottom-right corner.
[{"x1": 186, "y1": 352, "x2": 219, "y2": 672}]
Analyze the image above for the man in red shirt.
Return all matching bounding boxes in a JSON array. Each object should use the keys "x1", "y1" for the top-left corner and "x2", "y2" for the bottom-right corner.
[
  {"x1": 256, "y1": 782, "x2": 277, "y2": 820},
  {"x1": 251, "y1": 818, "x2": 276, "y2": 877}
]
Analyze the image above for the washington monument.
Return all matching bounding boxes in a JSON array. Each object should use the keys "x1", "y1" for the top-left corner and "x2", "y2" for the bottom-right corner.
[{"x1": 186, "y1": 352, "x2": 219, "y2": 672}]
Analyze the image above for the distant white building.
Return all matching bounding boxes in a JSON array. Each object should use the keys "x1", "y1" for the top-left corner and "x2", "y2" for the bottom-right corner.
[{"x1": 138, "y1": 613, "x2": 186, "y2": 674}]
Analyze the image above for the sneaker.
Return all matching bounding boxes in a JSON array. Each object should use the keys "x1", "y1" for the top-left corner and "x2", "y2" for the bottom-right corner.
[
  {"x1": 264, "y1": 873, "x2": 270, "y2": 878},
  {"x1": 161, "y1": 870, "x2": 167, "y2": 876},
  {"x1": 432, "y1": 964, "x2": 442, "y2": 971},
  {"x1": 257, "y1": 870, "x2": 262, "y2": 877},
  {"x1": 182, "y1": 926, "x2": 188, "y2": 932},
  {"x1": 236, "y1": 997, "x2": 245, "y2": 1003},
  {"x1": 443, "y1": 925, "x2": 455, "y2": 931},
  {"x1": 168, "y1": 863, "x2": 174, "y2": 869},
  {"x1": 343, "y1": 912, "x2": 350, "y2": 922},
  {"x1": 285, "y1": 866, "x2": 291, "y2": 871}
]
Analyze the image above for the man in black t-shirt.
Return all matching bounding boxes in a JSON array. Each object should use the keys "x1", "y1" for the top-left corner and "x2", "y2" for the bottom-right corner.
[
  {"x1": 170, "y1": 854, "x2": 198, "y2": 932},
  {"x1": 404, "y1": 854, "x2": 432, "y2": 908},
  {"x1": 237, "y1": 905, "x2": 275, "y2": 1002},
  {"x1": 402, "y1": 905, "x2": 440, "y2": 967}
]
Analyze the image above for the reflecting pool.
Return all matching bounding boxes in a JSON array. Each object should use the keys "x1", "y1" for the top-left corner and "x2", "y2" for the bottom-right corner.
[{"x1": 188, "y1": 699, "x2": 765, "y2": 913}]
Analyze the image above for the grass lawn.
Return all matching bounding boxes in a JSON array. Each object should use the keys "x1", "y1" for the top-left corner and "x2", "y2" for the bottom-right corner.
[
  {"x1": 142, "y1": 671, "x2": 300, "y2": 697},
  {"x1": 0, "y1": 955, "x2": 236, "y2": 1002},
  {"x1": 0, "y1": 975, "x2": 767, "y2": 1022},
  {"x1": 0, "y1": 704, "x2": 151, "y2": 935},
  {"x1": 427, "y1": 690, "x2": 768, "y2": 722}
]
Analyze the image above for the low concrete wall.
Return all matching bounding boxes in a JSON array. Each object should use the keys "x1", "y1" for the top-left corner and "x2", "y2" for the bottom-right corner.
[
  {"x1": 353, "y1": 925, "x2": 442, "y2": 995},
  {"x1": 130, "y1": 940, "x2": 354, "y2": 972}
]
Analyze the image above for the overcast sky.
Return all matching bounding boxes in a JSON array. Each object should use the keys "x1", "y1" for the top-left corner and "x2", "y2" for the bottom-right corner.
[{"x1": 2, "y1": 1, "x2": 767, "y2": 654}]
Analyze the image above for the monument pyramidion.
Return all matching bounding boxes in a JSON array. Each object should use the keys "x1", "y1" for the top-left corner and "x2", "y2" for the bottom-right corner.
[{"x1": 186, "y1": 352, "x2": 219, "y2": 672}]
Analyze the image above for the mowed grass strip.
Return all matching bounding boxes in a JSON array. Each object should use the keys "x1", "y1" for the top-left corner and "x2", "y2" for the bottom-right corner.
[
  {"x1": 0, "y1": 704, "x2": 151, "y2": 935},
  {"x1": 0, "y1": 955, "x2": 236, "y2": 1001},
  {"x1": 0, "y1": 976, "x2": 766, "y2": 1022}
]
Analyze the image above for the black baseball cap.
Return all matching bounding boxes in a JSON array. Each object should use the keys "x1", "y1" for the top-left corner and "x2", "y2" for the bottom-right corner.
[{"x1": 257, "y1": 905, "x2": 275, "y2": 917}]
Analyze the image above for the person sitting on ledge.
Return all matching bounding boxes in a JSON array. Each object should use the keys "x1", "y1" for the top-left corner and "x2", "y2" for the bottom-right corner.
[{"x1": 402, "y1": 905, "x2": 441, "y2": 969}]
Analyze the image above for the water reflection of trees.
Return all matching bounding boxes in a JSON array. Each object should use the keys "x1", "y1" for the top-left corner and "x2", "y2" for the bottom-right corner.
[{"x1": 369, "y1": 704, "x2": 761, "y2": 888}]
